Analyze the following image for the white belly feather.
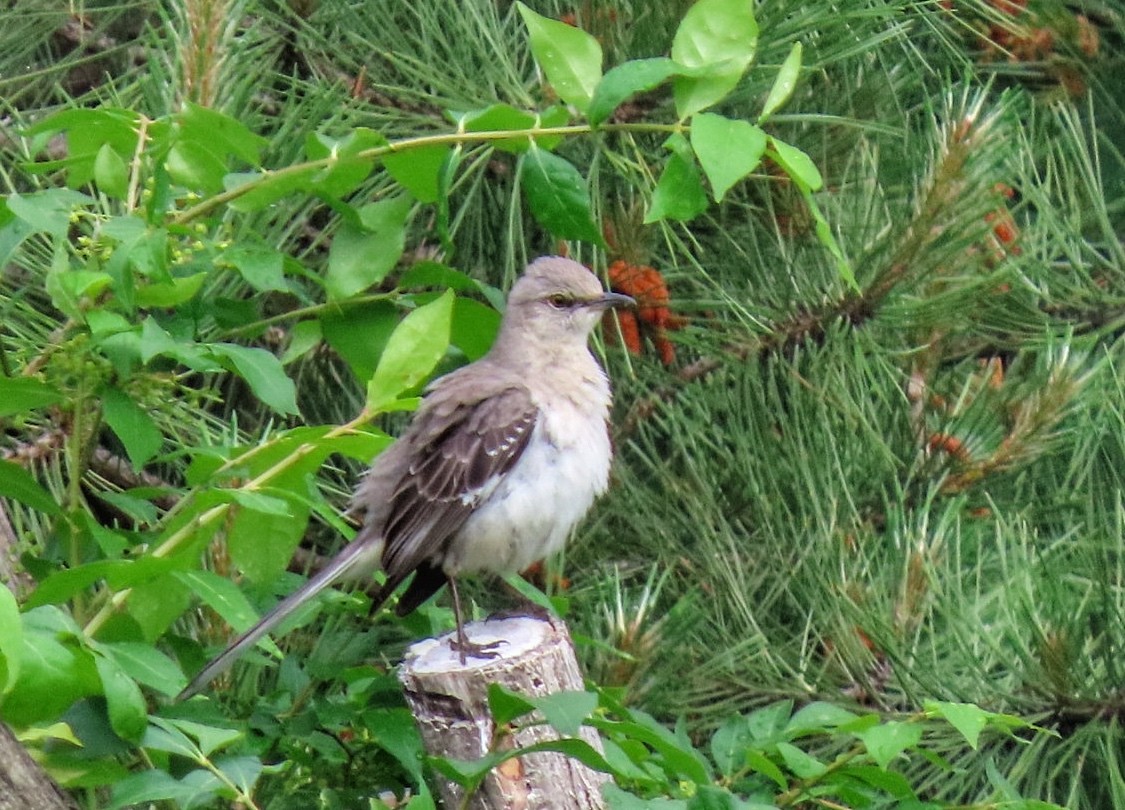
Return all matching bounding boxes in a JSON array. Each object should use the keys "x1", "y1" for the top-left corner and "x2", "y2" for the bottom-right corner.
[{"x1": 443, "y1": 393, "x2": 612, "y2": 575}]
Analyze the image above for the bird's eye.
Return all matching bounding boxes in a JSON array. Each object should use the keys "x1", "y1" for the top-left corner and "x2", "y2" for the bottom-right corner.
[{"x1": 545, "y1": 293, "x2": 573, "y2": 309}]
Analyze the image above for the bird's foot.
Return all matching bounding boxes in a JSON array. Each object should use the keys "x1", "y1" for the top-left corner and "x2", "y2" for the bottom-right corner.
[{"x1": 449, "y1": 636, "x2": 507, "y2": 665}]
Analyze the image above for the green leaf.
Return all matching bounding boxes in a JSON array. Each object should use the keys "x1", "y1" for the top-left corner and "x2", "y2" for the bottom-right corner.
[
  {"x1": 4, "y1": 189, "x2": 93, "y2": 237},
  {"x1": 488, "y1": 684, "x2": 536, "y2": 725},
  {"x1": 281, "y1": 319, "x2": 322, "y2": 365},
  {"x1": 746, "y1": 700, "x2": 793, "y2": 741},
  {"x1": 0, "y1": 584, "x2": 21, "y2": 694},
  {"x1": 224, "y1": 167, "x2": 319, "y2": 212},
  {"x1": 177, "y1": 101, "x2": 268, "y2": 166},
  {"x1": 855, "y1": 721, "x2": 924, "y2": 770},
  {"x1": 686, "y1": 785, "x2": 737, "y2": 810},
  {"x1": 767, "y1": 137, "x2": 822, "y2": 190},
  {"x1": 2, "y1": 607, "x2": 101, "y2": 727},
  {"x1": 166, "y1": 140, "x2": 227, "y2": 194},
  {"x1": 710, "y1": 714, "x2": 751, "y2": 776},
  {"x1": 173, "y1": 570, "x2": 270, "y2": 641},
  {"x1": 225, "y1": 489, "x2": 292, "y2": 516},
  {"x1": 223, "y1": 244, "x2": 287, "y2": 292},
  {"x1": 759, "y1": 42, "x2": 803, "y2": 122},
  {"x1": 384, "y1": 144, "x2": 451, "y2": 202},
  {"x1": 775, "y1": 741, "x2": 827, "y2": 779},
  {"x1": 133, "y1": 272, "x2": 208, "y2": 308},
  {"x1": 690, "y1": 113, "x2": 767, "y2": 202},
  {"x1": 451, "y1": 297, "x2": 502, "y2": 362},
  {"x1": 320, "y1": 300, "x2": 400, "y2": 383},
  {"x1": 24, "y1": 558, "x2": 179, "y2": 609},
  {"x1": 589, "y1": 58, "x2": 679, "y2": 127},
  {"x1": 645, "y1": 134, "x2": 708, "y2": 223},
  {"x1": 326, "y1": 196, "x2": 411, "y2": 300},
  {"x1": 366, "y1": 290, "x2": 454, "y2": 411},
  {"x1": 516, "y1": 3, "x2": 602, "y2": 114},
  {"x1": 101, "y1": 386, "x2": 163, "y2": 469},
  {"x1": 532, "y1": 689, "x2": 598, "y2": 736},
  {"x1": 928, "y1": 701, "x2": 989, "y2": 750},
  {"x1": 158, "y1": 716, "x2": 245, "y2": 757},
  {"x1": 522, "y1": 146, "x2": 603, "y2": 244},
  {"x1": 786, "y1": 701, "x2": 860, "y2": 734},
  {"x1": 0, "y1": 459, "x2": 60, "y2": 515},
  {"x1": 109, "y1": 769, "x2": 202, "y2": 809},
  {"x1": 0, "y1": 377, "x2": 62, "y2": 416},
  {"x1": 209, "y1": 343, "x2": 299, "y2": 415},
  {"x1": 94, "y1": 651, "x2": 147, "y2": 742},
  {"x1": 745, "y1": 749, "x2": 787, "y2": 790},
  {"x1": 461, "y1": 105, "x2": 542, "y2": 154},
  {"x1": 228, "y1": 501, "x2": 310, "y2": 585},
  {"x1": 671, "y1": 0, "x2": 758, "y2": 119},
  {"x1": 99, "y1": 641, "x2": 185, "y2": 697},
  {"x1": 94, "y1": 143, "x2": 129, "y2": 199}
]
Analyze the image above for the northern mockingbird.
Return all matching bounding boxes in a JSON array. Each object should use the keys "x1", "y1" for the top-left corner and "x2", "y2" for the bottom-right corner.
[{"x1": 179, "y1": 257, "x2": 633, "y2": 699}]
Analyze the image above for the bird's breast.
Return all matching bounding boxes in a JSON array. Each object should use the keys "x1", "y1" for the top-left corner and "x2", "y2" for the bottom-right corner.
[{"x1": 443, "y1": 376, "x2": 612, "y2": 576}]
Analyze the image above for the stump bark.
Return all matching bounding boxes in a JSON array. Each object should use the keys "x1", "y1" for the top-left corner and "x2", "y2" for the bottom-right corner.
[{"x1": 399, "y1": 616, "x2": 608, "y2": 810}]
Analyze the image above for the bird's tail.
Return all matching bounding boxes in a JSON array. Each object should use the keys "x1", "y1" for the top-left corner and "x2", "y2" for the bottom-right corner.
[{"x1": 177, "y1": 539, "x2": 392, "y2": 701}]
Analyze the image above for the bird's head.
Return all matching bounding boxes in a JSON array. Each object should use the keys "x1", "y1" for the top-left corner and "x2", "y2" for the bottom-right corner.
[{"x1": 499, "y1": 257, "x2": 635, "y2": 349}]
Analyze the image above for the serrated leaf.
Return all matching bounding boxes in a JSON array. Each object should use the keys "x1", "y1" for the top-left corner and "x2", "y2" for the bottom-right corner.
[
  {"x1": 0, "y1": 459, "x2": 60, "y2": 515},
  {"x1": 759, "y1": 42, "x2": 802, "y2": 121},
  {"x1": 101, "y1": 386, "x2": 162, "y2": 469},
  {"x1": 589, "y1": 58, "x2": 679, "y2": 127},
  {"x1": 522, "y1": 146, "x2": 603, "y2": 244},
  {"x1": 326, "y1": 196, "x2": 411, "y2": 300},
  {"x1": 366, "y1": 290, "x2": 454, "y2": 411},
  {"x1": 671, "y1": 0, "x2": 758, "y2": 118},
  {"x1": 94, "y1": 143, "x2": 129, "y2": 199},
  {"x1": 516, "y1": 3, "x2": 602, "y2": 113},
  {"x1": 209, "y1": 343, "x2": 298, "y2": 415},
  {"x1": 0, "y1": 377, "x2": 62, "y2": 416},
  {"x1": 644, "y1": 134, "x2": 708, "y2": 223},
  {"x1": 690, "y1": 113, "x2": 766, "y2": 201}
]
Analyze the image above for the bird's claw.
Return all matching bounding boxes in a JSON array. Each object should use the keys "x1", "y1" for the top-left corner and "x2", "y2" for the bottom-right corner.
[{"x1": 450, "y1": 636, "x2": 507, "y2": 665}]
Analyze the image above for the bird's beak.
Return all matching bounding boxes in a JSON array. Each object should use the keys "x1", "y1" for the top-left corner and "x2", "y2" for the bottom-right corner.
[{"x1": 587, "y1": 291, "x2": 636, "y2": 310}]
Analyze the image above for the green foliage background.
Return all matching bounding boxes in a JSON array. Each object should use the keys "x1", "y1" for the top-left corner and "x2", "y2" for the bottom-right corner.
[{"x1": 1, "y1": 0, "x2": 1124, "y2": 808}]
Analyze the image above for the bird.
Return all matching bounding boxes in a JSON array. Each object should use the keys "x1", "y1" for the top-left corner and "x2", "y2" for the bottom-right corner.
[{"x1": 178, "y1": 257, "x2": 634, "y2": 700}]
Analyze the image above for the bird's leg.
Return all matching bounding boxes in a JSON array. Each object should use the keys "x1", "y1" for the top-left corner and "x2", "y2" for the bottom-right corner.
[{"x1": 448, "y1": 577, "x2": 505, "y2": 665}]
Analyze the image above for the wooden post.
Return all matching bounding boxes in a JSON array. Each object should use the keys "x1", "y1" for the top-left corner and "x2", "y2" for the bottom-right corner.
[{"x1": 399, "y1": 616, "x2": 608, "y2": 810}]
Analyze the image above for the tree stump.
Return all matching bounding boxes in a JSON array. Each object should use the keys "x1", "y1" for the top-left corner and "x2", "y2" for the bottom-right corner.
[{"x1": 399, "y1": 616, "x2": 608, "y2": 810}]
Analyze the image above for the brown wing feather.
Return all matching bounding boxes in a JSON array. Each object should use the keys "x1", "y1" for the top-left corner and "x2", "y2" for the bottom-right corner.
[{"x1": 380, "y1": 385, "x2": 537, "y2": 579}]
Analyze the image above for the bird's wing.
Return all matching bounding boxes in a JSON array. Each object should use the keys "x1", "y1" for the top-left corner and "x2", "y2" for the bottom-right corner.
[{"x1": 379, "y1": 384, "x2": 538, "y2": 579}]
